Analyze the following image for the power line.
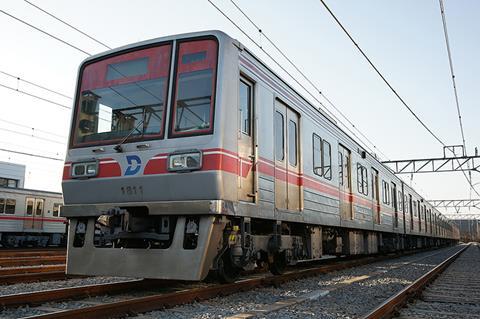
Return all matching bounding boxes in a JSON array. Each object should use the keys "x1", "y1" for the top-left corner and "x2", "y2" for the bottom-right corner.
[
  {"x1": 318, "y1": 0, "x2": 445, "y2": 146},
  {"x1": 228, "y1": 0, "x2": 390, "y2": 160},
  {"x1": 438, "y1": 0, "x2": 466, "y2": 155},
  {"x1": 24, "y1": 0, "x2": 112, "y2": 50},
  {"x1": 0, "y1": 127, "x2": 66, "y2": 145},
  {"x1": 0, "y1": 148, "x2": 63, "y2": 161},
  {"x1": 0, "y1": 70, "x2": 71, "y2": 99},
  {"x1": 0, "y1": 118, "x2": 67, "y2": 139},
  {"x1": 317, "y1": 0, "x2": 480, "y2": 198},
  {"x1": 0, "y1": 9, "x2": 90, "y2": 55},
  {"x1": 438, "y1": 0, "x2": 473, "y2": 195},
  {"x1": 0, "y1": 139, "x2": 65, "y2": 158},
  {"x1": 0, "y1": 82, "x2": 71, "y2": 109},
  {"x1": 207, "y1": 0, "x2": 381, "y2": 158}
]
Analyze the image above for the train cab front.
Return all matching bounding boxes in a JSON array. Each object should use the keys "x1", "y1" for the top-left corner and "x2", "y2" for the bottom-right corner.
[{"x1": 61, "y1": 32, "x2": 235, "y2": 281}]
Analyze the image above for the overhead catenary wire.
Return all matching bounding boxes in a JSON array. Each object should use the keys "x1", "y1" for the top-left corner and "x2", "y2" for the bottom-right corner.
[
  {"x1": 0, "y1": 148, "x2": 63, "y2": 161},
  {"x1": 23, "y1": 0, "x2": 112, "y2": 50},
  {"x1": 317, "y1": 0, "x2": 480, "y2": 198},
  {"x1": 207, "y1": 0, "x2": 381, "y2": 158},
  {"x1": 438, "y1": 0, "x2": 473, "y2": 200},
  {"x1": 0, "y1": 82, "x2": 71, "y2": 109},
  {"x1": 0, "y1": 70, "x2": 72, "y2": 99},
  {"x1": 318, "y1": 0, "x2": 445, "y2": 147},
  {"x1": 438, "y1": 0, "x2": 467, "y2": 155},
  {"x1": 0, "y1": 118, "x2": 67, "y2": 139},
  {"x1": 0, "y1": 127, "x2": 66, "y2": 145},
  {"x1": 228, "y1": 0, "x2": 390, "y2": 161},
  {"x1": 0, "y1": 9, "x2": 90, "y2": 56}
]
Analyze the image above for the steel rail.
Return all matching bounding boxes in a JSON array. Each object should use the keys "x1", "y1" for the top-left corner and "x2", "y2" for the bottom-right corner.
[
  {"x1": 361, "y1": 244, "x2": 470, "y2": 319},
  {"x1": 0, "y1": 271, "x2": 69, "y2": 285},
  {"x1": 20, "y1": 250, "x2": 439, "y2": 319},
  {"x1": 0, "y1": 255, "x2": 66, "y2": 267},
  {"x1": 0, "y1": 249, "x2": 65, "y2": 258},
  {"x1": 0, "y1": 279, "x2": 165, "y2": 308},
  {"x1": 0, "y1": 264, "x2": 65, "y2": 276}
]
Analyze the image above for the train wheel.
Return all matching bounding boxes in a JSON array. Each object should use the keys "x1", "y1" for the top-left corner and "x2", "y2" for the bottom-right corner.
[
  {"x1": 269, "y1": 251, "x2": 287, "y2": 275},
  {"x1": 217, "y1": 251, "x2": 240, "y2": 283}
]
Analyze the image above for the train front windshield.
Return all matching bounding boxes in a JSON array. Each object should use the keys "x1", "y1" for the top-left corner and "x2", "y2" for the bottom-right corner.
[{"x1": 71, "y1": 39, "x2": 218, "y2": 147}]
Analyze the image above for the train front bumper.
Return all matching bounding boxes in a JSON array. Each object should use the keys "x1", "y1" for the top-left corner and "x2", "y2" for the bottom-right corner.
[{"x1": 65, "y1": 215, "x2": 225, "y2": 281}]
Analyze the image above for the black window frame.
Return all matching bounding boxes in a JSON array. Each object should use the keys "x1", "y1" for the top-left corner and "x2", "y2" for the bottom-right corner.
[
  {"x1": 356, "y1": 164, "x2": 368, "y2": 196},
  {"x1": 288, "y1": 120, "x2": 297, "y2": 166},
  {"x1": 5, "y1": 199, "x2": 15, "y2": 214},
  {"x1": 313, "y1": 134, "x2": 322, "y2": 176},
  {"x1": 169, "y1": 37, "x2": 219, "y2": 138},
  {"x1": 239, "y1": 77, "x2": 253, "y2": 136},
  {"x1": 274, "y1": 111, "x2": 284, "y2": 161}
]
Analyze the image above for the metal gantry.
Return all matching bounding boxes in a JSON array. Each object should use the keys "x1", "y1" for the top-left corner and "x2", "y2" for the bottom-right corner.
[
  {"x1": 382, "y1": 154, "x2": 480, "y2": 174},
  {"x1": 444, "y1": 213, "x2": 480, "y2": 220},
  {"x1": 428, "y1": 199, "x2": 480, "y2": 209}
]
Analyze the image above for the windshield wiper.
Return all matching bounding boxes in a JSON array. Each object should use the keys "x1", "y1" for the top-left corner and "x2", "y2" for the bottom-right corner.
[{"x1": 113, "y1": 118, "x2": 144, "y2": 153}]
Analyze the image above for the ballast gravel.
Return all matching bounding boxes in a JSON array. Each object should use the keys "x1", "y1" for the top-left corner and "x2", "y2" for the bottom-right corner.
[
  {"x1": 0, "y1": 275, "x2": 131, "y2": 296},
  {"x1": 137, "y1": 245, "x2": 464, "y2": 319}
]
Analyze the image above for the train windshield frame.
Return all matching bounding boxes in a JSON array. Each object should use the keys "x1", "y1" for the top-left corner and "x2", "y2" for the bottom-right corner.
[
  {"x1": 71, "y1": 43, "x2": 173, "y2": 147},
  {"x1": 71, "y1": 37, "x2": 219, "y2": 148}
]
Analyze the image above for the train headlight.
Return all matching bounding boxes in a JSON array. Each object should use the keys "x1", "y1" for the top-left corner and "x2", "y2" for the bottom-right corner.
[
  {"x1": 168, "y1": 150, "x2": 202, "y2": 172},
  {"x1": 71, "y1": 161, "x2": 98, "y2": 178}
]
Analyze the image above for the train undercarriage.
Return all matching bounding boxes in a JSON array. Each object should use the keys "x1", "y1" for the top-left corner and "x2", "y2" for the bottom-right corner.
[{"x1": 66, "y1": 205, "x2": 455, "y2": 282}]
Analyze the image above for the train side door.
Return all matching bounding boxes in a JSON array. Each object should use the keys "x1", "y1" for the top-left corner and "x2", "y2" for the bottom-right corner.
[
  {"x1": 33, "y1": 198, "x2": 44, "y2": 229},
  {"x1": 339, "y1": 145, "x2": 352, "y2": 220},
  {"x1": 274, "y1": 100, "x2": 300, "y2": 211},
  {"x1": 23, "y1": 197, "x2": 35, "y2": 229},
  {"x1": 371, "y1": 168, "x2": 380, "y2": 224},
  {"x1": 238, "y1": 78, "x2": 255, "y2": 202},
  {"x1": 392, "y1": 182, "x2": 398, "y2": 228}
]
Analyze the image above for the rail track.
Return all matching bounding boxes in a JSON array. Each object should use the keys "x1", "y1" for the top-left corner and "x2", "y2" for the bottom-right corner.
[
  {"x1": 363, "y1": 243, "x2": 478, "y2": 319},
  {"x1": 0, "y1": 246, "x2": 459, "y2": 319},
  {"x1": 0, "y1": 249, "x2": 67, "y2": 285},
  {"x1": 0, "y1": 249, "x2": 65, "y2": 258}
]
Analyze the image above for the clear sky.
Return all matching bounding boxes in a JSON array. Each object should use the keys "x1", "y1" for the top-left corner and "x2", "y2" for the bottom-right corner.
[{"x1": 0, "y1": 0, "x2": 478, "y2": 216}]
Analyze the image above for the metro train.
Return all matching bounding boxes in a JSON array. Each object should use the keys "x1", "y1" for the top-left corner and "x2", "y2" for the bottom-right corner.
[
  {"x1": 61, "y1": 30, "x2": 459, "y2": 282},
  {"x1": 0, "y1": 186, "x2": 66, "y2": 247}
]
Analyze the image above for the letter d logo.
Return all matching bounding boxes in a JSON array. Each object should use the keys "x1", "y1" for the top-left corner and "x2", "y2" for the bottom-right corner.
[{"x1": 125, "y1": 155, "x2": 142, "y2": 176}]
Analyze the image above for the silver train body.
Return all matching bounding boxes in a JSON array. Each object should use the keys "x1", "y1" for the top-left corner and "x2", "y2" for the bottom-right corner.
[
  {"x1": 0, "y1": 186, "x2": 65, "y2": 247},
  {"x1": 61, "y1": 31, "x2": 459, "y2": 281}
]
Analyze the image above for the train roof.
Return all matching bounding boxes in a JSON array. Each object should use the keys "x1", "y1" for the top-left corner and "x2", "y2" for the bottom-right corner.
[{"x1": 0, "y1": 186, "x2": 62, "y2": 197}]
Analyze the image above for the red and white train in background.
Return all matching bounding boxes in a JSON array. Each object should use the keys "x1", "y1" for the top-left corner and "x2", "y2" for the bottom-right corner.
[
  {"x1": 61, "y1": 30, "x2": 459, "y2": 282},
  {"x1": 0, "y1": 186, "x2": 65, "y2": 247}
]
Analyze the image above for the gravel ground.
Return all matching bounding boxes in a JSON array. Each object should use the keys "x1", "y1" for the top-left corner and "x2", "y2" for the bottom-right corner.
[
  {"x1": 137, "y1": 245, "x2": 464, "y2": 319},
  {"x1": 0, "y1": 275, "x2": 132, "y2": 296}
]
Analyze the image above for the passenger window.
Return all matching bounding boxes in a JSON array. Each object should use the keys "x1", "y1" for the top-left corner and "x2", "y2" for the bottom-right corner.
[
  {"x1": 239, "y1": 79, "x2": 252, "y2": 136},
  {"x1": 0, "y1": 198, "x2": 4, "y2": 214},
  {"x1": 382, "y1": 180, "x2": 390, "y2": 204},
  {"x1": 26, "y1": 198, "x2": 34, "y2": 215},
  {"x1": 5, "y1": 199, "x2": 15, "y2": 214},
  {"x1": 171, "y1": 39, "x2": 217, "y2": 136},
  {"x1": 338, "y1": 152, "x2": 344, "y2": 185},
  {"x1": 357, "y1": 164, "x2": 368, "y2": 195},
  {"x1": 323, "y1": 140, "x2": 331, "y2": 180},
  {"x1": 398, "y1": 191, "x2": 403, "y2": 211},
  {"x1": 35, "y1": 199, "x2": 44, "y2": 216},
  {"x1": 288, "y1": 120, "x2": 297, "y2": 166},
  {"x1": 53, "y1": 203, "x2": 61, "y2": 217},
  {"x1": 313, "y1": 134, "x2": 322, "y2": 176},
  {"x1": 275, "y1": 112, "x2": 284, "y2": 161}
]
